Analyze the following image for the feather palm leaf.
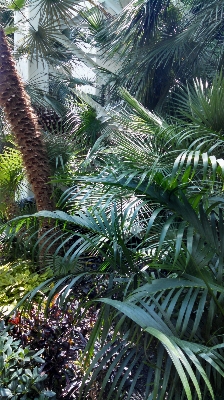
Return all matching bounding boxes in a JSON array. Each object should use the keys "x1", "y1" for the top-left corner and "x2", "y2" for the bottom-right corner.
[{"x1": 10, "y1": 195, "x2": 224, "y2": 399}]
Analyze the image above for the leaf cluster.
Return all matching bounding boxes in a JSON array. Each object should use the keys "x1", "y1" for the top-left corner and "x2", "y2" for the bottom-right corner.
[
  {"x1": 0, "y1": 321, "x2": 55, "y2": 399},
  {"x1": 0, "y1": 261, "x2": 52, "y2": 310}
]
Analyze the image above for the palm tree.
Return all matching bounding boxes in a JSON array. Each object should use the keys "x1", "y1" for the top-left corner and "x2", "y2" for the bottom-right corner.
[
  {"x1": 9, "y1": 79, "x2": 224, "y2": 399},
  {"x1": 91, "y1": 0, "x2": 224, "y2": 111},
  {"x1": 2, "y1": 0, "x2": 224, "y2": 398},
  {"x1": 4, "y1": 0, "x2": 224, "y2": 118},
  {"x1": 0, "y1": 27, "x2": 54, "y2": 213},
  {"x1": 0, "y1": 0, "x2": 100, "y2": 213}
]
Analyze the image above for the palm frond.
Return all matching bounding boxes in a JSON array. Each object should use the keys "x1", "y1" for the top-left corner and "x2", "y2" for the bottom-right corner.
[
  {"x1": 31, "y1": 0, "x2": 80, "y2": 25},
  {"x1": 94, "y1": 279, "x2": 224, "y2": 400},
  {"x1": 16, "y1": 22, "x2": 71, "y2": 63},
  {"x1": 80, "y1": 5, "x2": 105, "y2": 34},
  {"x1": 96, "y1": 0, "x2": 172, "y2": 58}
]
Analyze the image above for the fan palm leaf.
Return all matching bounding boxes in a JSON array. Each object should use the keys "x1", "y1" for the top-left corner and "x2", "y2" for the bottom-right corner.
[
  {"x1": 33, "y1": 0, "x2": 80, "y2": 25},
  {"x1": 96, "y1": 0, "x2": 172, "y2": 58},
  {"x1": 85, "y1": 0, "x2": 224, "y2": 108}
]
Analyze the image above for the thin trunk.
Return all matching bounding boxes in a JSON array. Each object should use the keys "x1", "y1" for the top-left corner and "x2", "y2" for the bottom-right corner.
[{"x1": 0, "y1": 27, "x2": 54, "y2": 213}]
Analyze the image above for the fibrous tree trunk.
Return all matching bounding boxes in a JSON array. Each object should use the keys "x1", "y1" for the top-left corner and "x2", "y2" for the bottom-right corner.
[{"x1": 0, "y1": 27, "x2": 54, "y2": 213}]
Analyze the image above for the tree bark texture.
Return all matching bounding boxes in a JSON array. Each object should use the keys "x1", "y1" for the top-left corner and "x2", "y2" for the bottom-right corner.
[{"x1": 0, "y1": 27, "x2": 54, "y2": 212}]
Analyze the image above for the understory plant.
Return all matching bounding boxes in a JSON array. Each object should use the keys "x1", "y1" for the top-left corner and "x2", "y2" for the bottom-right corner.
[
  {"x1": 0, "y1": 261, "x2": 52, "y2": 311},
  {"x1": 0, "y1": 146, "x2": 24, "y2": 221},
  {"x1": 0, "y1": 321, "x2": 55, "y2": 399},
  {"x1": 3, "y1": 76, "x2": 224, "y2": 399}
]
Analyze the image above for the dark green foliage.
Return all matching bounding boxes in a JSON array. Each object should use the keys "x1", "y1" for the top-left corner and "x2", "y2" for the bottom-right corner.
[
  {"x1": 2, "y1": 1, "x2": 224, "y2": 399},
  {"x1": 67, "y1": 103, "x2": 106, "y2": 152},
  {"x1": 0, "y1": 321, "x2": 55, "y2": 399},
  {"x1": 10, "y1": 79, "x2": 224, "y2": 398}
]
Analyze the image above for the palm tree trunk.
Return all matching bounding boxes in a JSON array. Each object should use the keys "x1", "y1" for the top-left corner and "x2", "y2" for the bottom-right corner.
[{"x1": 0, "y1": 27, "x2": 54, "y2": 213}]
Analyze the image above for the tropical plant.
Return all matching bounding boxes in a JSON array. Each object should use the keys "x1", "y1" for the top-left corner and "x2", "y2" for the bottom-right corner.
[
  {"x1": 0, "y1": 0, "x2": 110, "y2": 221},
  {"x1": 0, "y1": 146, "x2": 24, "y2": 220},
  {"x1": 85, "y1": 0, "x2": 224, "y2": 110},
  {"x1": 0, "y1": 320, "x2": 56, "y2": 399},
  {"x1": 66, "y1": 101, "x2": 106, "y2": 153},
  {"x1": 2, "y1": 0, "x2": 224, "y2": 398},
  {"x1": 0, "y1": 260, "x2": 52, "y2": 310},
  {"x1": 3, "y1": 0, "x2": 224, "y2": 121},
  {"x1": 0, "y1": 27, "x2": 54, "y2": 213},
  {"x1": 5, "y1": 79, "x2": 224, "y2": 399}
]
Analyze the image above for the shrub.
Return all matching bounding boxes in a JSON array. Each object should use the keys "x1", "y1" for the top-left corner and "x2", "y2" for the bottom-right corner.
[
  {"x1": 0, "y1": 321, "x2": 56, "y2": 399},
  {"x1": 0, "y1": 261, "x2": 53, "y2": 310}
]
